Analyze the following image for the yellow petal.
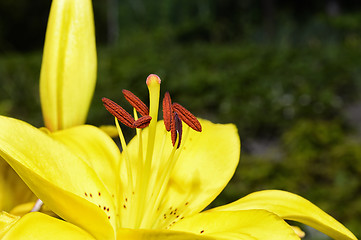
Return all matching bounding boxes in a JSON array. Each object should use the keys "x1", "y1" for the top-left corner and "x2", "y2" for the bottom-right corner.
[
  {"x1": 125, "y1": 119, "x2": 240, "y2": 227},
  {"x1": 0, "y1": 212, "x2": 19, "y2": 238},
  {"x1": 51, "y1": 125, "x2": 121, "y2": 200},
  {"x1": 0, "y1": 159, "x2": 35, "y2": 211},
  {"x1": 116, "y1": 228, "x2": 214, "y2": 240},
  {"x1": 210, "y1": 190, "x2": 357, "y2": 240},
  {"x1": 0, "y1": 116, "x2": 115, "y2": 239},
  {"x1": 9, "y1": 202, "x2": 34, "y2": 216},
  {"x1": 170, "y1": 210, "x2": 300, "y2": 240},
  {"x1": 162, "y1": 120, "x2": 240, "y2": 216},
  {"x1": 2, "y1": 212, "x2": 95, "y2": 240},
  {"x1": 40, "y1": 0, "x2": 96, "y2": 131}
]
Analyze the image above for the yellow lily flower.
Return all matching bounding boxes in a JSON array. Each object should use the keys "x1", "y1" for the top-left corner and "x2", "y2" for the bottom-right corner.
[
  {"x1": 0, "y1": 0, "x2": 96, "y2": 213},
  {"x1": 0, "y1": 75, "x2": 357, "y2": 239}
]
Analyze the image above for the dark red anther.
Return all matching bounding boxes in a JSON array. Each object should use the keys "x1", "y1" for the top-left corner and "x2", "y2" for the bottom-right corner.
[
  {"x1": 133, "y1": 115, "x2": 152, "y2": 129},
  {"x1": 172, "y1": 103, "x2": 202, "y2": 132},
  {"x1": 174, "y1": 113, "x2": 182, "y2": 148},
  {"x1": 170, "y1": 113, "x2": 182, "y2": 148},
  {"x1": 162, "y1": 92, "x2": 172, "y2": 131},
  {"x1": 102, "y1": 97, "x2": 135, "y2": 128},
  {"x1": 122, "y1": 89, "x2": 149, "y2": 116},
  {"x1": 170, "y1": 111, "x2": 176, "y2": 146}
]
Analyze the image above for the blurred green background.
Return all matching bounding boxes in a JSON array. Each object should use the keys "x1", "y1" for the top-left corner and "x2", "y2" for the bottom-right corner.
[{"x1": 0, "y1": 0, "x2": 360, "y2": 238}]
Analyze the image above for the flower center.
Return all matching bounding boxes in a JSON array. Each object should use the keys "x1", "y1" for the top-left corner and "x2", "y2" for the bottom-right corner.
[{"x1": 102, "y1": 74, "x2": 201, "y2": 229}]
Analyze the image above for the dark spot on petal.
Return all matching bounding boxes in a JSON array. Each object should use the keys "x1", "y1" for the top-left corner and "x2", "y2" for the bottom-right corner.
[
  {"x1": 200, "y1": 230, "x2": 204, "y2": 234},
  {"x1": 98, "y1": 192, "x2": 101, "y2": 196}
]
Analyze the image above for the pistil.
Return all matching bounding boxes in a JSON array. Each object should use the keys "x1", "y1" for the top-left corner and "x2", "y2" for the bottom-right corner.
[{"x1": 134, "y1": 74, "x2": 161, "y2": 228}]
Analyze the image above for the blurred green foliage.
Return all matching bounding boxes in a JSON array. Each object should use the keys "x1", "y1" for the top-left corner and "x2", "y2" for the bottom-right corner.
[
  {"x1": 215, "y1": 119, "x2": 361, "y2": 238},
  {"x1": 1, "y1": 4, "x2": 361, "y2": 239},
  {"x1": 90, "y1": 29, "x2": 361, "y2": 141},
  {"x1": 0, "y1": 53, "x2": 42, "y2": 124}
]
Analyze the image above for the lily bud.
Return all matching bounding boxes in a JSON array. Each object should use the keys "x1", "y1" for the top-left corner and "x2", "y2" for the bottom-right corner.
[{"x1": 40, "y1": 0, "x2": 96, "y2": 131}]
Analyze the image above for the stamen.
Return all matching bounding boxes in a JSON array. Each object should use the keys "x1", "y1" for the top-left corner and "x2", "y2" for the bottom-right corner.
[
  {"x1": 133, "y1": 108, "x2": 144, "y2": 166},
  {"x1": 174, "y1": 113, "x2": 182, "y2": 148},
  {"x1": 170, "y1": 112, "x2": 183, "y2": 148},
  {"x1": 30, "y1": 199, "x2": 43, "y2": 212},
  {"x1": 172, "y1": 103, "x2": 202, "y2": 132},
  {"x1": 133, "y1": 115, "x2": 152, "y2": 129},
  {"x1": 170, "y1": 111, "x2": 176, "y2": 146},
  {"x1": 131, "y1": 108, "x2": 144, "y2": 228},
  {"x1": 102, "y1": 97, "x2": 135, "y2": 128},
  {"x1": 122, "y1": 89, "x2": 149, "y2": 116},
  {"x1": 162, "y1": 92, "x2": 172, "y2": 131},
  {"x1": 114, "y1": 118, "x2": 133, "y2": 191}
]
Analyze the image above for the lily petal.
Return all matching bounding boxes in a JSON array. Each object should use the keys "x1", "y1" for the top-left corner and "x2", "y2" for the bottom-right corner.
[
  {"x1": 0, "y1": 212, "x2": 19, "y2": 238},
  {"x1": 161, "y1": 119, "x2": 240, "y2": 216},
  {"x1": 116, "y1": 228, "x2": 214, "y2": 240},
  {"x1": 9, "y1": 202, "x2": 35, "y2": 216},
  {"x1": 0, "y1": 116, "x2": 115, "y2": 239},
  {"x1": 126, "y1": 119, "x2": 240, "y2": 226},
  {"x1": 40, "y1": 0, "x2": 96, "y2": 131},
  {"x1": 170, "y1": 210, "x2": 300, "y2": 240},
  {"x1": 2, "y1": 212, "x2": 95, "y2": 240},
  {"x1": 0, "y1": 159, "x2": 35, "y2": 211},
  {"x1": 51, "y1": 125, "x2": 121, "y2": 200},
  {"x1": 210, "y1": 190, "x2": 357, "y2": 240}
]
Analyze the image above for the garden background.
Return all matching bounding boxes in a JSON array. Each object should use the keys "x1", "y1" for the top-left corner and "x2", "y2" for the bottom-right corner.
[{"x1": 0, "y1": 1, "x2": 360, "y2": 239}]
